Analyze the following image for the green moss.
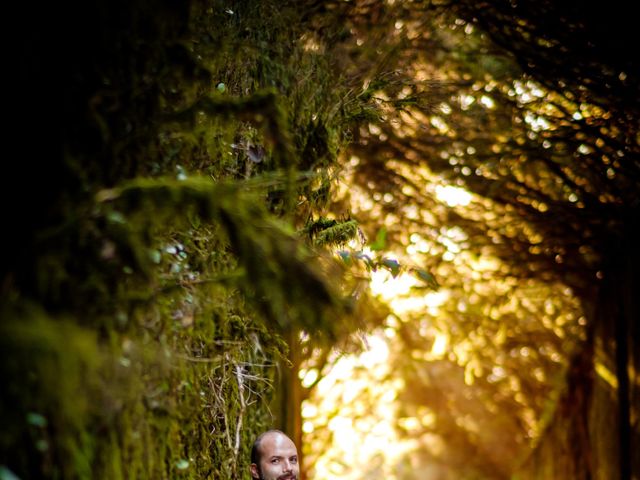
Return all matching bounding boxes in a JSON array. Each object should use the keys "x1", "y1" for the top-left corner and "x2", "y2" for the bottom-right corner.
[
  {"x1": 301, "y1": 216, "x2": 361, "y2": 247},
  {"x1": 2, "y1": 0, "x2": 380, "y2": 478}
]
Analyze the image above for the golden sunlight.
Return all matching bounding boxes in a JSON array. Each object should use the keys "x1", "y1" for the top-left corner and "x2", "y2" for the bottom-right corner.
[
  {"x1": 434, "y1": 185, "x2": 472, "y2": 207},
  {"x1": 303, "y1": 333, "x2": 421, "y2": 480}
]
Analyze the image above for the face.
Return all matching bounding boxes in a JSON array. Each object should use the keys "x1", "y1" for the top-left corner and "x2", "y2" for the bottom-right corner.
[{"x1": 250, "y1": 432, "x2": 299, "y2": 480}]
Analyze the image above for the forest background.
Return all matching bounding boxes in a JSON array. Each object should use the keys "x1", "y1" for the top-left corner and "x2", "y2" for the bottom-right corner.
[{"x1": 1, "y1": 0, "x2": 638, "y2": 479}]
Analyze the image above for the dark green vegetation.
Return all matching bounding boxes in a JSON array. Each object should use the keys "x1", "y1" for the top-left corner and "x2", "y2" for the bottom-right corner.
[
  {"x1": 2, "y1": 0, "x2": 638, "y2": 479},
  {"x1": 1, "y1": 1, "x2": 381, "y2": 478}
]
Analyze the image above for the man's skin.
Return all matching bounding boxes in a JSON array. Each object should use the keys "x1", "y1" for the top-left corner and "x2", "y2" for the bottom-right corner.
[{"x1": 250, "y1": 430, "x2": 299, "y2": 480}]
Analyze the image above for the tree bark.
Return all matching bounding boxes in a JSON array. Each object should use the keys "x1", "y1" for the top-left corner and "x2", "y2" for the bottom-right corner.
[{"x1": 274, "y1": 328, "x2": 305, "y2": 479}]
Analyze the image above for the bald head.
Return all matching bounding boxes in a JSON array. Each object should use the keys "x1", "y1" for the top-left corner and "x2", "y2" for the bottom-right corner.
[{"x1": 250, "y1": 430, "x2": 299, "y2": 480}]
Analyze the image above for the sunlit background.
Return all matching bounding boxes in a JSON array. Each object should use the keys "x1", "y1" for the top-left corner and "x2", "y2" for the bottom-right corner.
[
  {"x1": 301, "y1": 171, "x2": 588, "y2": 479},
  {"x1": 3, "y1": 1, "x2": 636, "y2": 478}
]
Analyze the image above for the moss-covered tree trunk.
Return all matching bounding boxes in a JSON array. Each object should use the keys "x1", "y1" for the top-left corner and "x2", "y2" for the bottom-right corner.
[
  {"x1": 1, "y1": 1, "x2": 376, "y2": 478},
  {"x1": 272, "y1": 330, "x2": 305, "y2": 478}
]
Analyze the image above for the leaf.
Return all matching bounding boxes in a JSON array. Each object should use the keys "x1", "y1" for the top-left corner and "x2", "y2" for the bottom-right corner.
[
  {"x1": 369, "y1": 227, "x2": 387, "y2": 251},
  {"x1": 413, "y1": 268, "x2": 439, "y2": 289},
  {"x1": 381, "y1": 258, "x2": 400, "y2": 277},
  {"x1": 0, "y1": 466, "x2": 21, "y2": 480},
  {"x1": 355, "y1": 252, "x2": 374, "y2": 270},
  {"x1": 247, "y1": 144, "x2": 266, "y2": 163},
  {"x1": 107, "y1": 211, "x2": 126, "y2": 224},
  {"x1": 338, "y1": 250, "x2": 352, "y2": 265},
  {"x1": 35, "y1": 440, "x2": 49, "y2": 452},
  {"x1": 26, "y1": 412, "x2": 47, "y2": 428},
  {"x1": 148, "y1": 249, "x2": 162, "y2": 264}
]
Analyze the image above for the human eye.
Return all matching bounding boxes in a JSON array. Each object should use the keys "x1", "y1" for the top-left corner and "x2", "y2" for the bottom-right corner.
[
  {"x1": 290, "y1": 456, "x2": 298, "y2": 464},
  {"x1": 271, "y1": 458, "x2": 280, "y2": 464}
]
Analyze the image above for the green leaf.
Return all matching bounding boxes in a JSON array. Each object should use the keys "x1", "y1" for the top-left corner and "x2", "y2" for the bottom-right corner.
[
  {"x1": 0, "y1": 466, "x2": 21, "y2": 480},
  {"x1": 148, "y1": 249, "x2": 161, "y2": 264},
  {"x1": 107, "y1": 211, "x2": 126, "y2": 224},
  {"x1": 355, "y1": 252, "x2": 374, "y2": 270},
  {"x1": 369, "y1": 227, "x2": 387, "y2": 251},
  {"x1": 381, "y1": 258, "x2": 400, "y2": 277},
  {"x1": 338, "y1": 250, "x2": 352, "y2": 265},
  {"x1": 35, "y1": 440, "x2": 49, "y2": 452},
  {"x1": 413, "y1": 268, "x2": 439, "y2": 289},
  {"x1": 26, "y1": 412, "x2": 47, "y2": 428}
]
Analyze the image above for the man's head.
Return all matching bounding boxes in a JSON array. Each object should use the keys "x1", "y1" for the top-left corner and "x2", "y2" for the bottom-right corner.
[{"x1": 250, "y1": 430, "x2": 299, "y2": 480}]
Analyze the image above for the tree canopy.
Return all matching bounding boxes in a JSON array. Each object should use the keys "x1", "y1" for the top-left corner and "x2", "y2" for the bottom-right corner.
[{"x1": 303, "y1": 1, "x2": 638, "y2": 478}]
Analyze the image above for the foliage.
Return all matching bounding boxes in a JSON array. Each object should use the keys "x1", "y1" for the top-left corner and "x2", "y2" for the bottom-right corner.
[
  {"x1": 1, "y1": 0, "x2": 385, "y2": 478},
  {"x1": 3, "y1": 0, "x2": 637, "y2": 478},
  {"x1": 304, "y1": 0, "x2": 638, "y2": 478}
]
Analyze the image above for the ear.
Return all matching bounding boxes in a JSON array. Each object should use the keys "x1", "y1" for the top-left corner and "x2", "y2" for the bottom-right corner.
[{"x1": 250, "y1": 463, "x2": 260, "y2": 479}]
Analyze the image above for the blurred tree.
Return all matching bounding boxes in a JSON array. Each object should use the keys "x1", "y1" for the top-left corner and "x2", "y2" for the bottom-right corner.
[{"x1": 316, "y1": 0, "x2": 638, "y2": 478}]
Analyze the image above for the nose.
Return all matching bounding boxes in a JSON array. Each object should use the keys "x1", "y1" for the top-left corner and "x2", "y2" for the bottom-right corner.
[{"x1": 282, "y1": 460, "x2": 292, "y2": 473}]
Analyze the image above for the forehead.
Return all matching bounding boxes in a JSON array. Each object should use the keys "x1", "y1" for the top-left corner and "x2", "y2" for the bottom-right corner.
[{"x1": 259, "y1": 433, "x2": 297, "y2": 459}]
